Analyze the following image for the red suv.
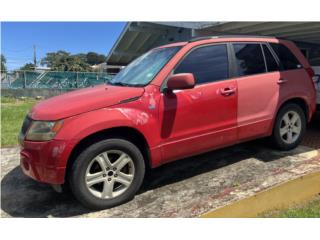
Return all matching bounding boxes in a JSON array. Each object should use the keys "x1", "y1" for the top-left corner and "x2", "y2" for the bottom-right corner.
[{"x1": 19, "y1": 36, "x2": 317, "y2": 209}]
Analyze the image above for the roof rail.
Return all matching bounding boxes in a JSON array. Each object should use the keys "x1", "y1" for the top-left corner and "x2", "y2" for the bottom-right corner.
[{"x1": 189, "y1": 35, "x2": 276, "y2": 42}]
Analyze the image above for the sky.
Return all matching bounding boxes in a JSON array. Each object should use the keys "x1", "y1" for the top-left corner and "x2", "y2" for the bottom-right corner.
[{"x1": 1, "y1": 22, "x2": 126, "y2": 70}]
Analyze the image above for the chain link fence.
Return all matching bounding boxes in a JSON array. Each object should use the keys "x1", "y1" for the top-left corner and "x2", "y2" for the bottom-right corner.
[{"x1": 1, "y1": 70, "x2": 115, "y2": 89}]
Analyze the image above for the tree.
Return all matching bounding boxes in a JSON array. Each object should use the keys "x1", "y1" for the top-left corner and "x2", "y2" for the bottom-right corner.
[
  {"x1": 66, "y1": 56, "x2": 92, "y2": 72},
  {"x1": 20, "y1": 63, "x2": 35, "y2": 71},
  {"x1": 1, "y1": 54, "x2": 6, "y2": 72},
  {"x1": 40, "y1": 50, "x2": 70, "y2": 70},
  {"x1": 86, "y1": 52, "x2": 106, "y2": 65},
  {"x1": 41, "y1": 51, "x2": 93, "y2": 72}
]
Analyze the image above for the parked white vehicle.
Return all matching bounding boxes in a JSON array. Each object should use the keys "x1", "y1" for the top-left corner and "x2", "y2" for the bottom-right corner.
[
  {"x1": 310, "y1": 56, "x2": 320, "y2": 105},
  {"x1": 312, "y1": 66, "x2": 320, "y2": 105}
]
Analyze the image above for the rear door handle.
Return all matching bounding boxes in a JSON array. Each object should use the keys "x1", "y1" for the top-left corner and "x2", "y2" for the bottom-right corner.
[
  {"x1": 220, "y1": 87, "x2": 236, "y2": 96},
  {"x1": 277, "y1": 78, "x2": 288, "y2": 84}
]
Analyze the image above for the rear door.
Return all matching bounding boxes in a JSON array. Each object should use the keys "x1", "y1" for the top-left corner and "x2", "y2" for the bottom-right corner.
[
  {"x1": 269, "y1": 42, "x2": 316, "y2": 109},
  {"x1": 231, "y1": 42, "x2": 281, "y2": 141},
  {"x1": 159, "y1": 43, "x2": 238, "y2": 163}
]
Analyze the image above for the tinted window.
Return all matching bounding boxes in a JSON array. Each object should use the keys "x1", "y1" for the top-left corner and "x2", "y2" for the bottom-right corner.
[
  {"x1": 174, "y1": 44, "x2": 228, "y2": 84},
  {"x1": 270, "y1": 43, "x2": 301, "y2": 70},
  {"x1": 233, "y1": 43, "x2": 266, "y2": 76},
  {"x1": 262, "y1": 45, "x2": 279, "y2": 72}
]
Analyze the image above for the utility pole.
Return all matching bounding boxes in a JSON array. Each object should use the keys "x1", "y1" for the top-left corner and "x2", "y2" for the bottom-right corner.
[{"x1": 33, "y1": 45, "x2": 37, "y2": 69}]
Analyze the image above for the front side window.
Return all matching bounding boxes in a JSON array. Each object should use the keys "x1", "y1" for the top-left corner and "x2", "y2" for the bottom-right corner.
[
  {"x1": 233, "y1": 43, "x2": 266, "y2": 76},
  {"x1": 269, "y1": 43, "x2": 301, "y2": 70},
  {"x1": 174, "y1": 44, "x2": 229, "y2": 84},
  {"x1": 262, "y1": 44, "x2": 279, "y2": 72},
  {"x1": 109, "y1": 46, "x2": 181, "y2": 87}
]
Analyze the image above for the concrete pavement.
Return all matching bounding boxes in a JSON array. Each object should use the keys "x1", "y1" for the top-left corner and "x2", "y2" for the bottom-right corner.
[{"x1": 1, "y1": 137, "x2": 319, "y2": 217}]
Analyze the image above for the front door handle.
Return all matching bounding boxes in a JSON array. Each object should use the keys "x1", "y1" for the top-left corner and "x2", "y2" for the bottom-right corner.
[
  {"x1": 277, "y1": 78, "x2": 288, "y2": 84},
  {"x1": 220, "y1": 87, "x2": 236, "y2": 96}
]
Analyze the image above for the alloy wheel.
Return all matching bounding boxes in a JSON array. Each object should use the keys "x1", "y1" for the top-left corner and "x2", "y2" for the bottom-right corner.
[
  {"x1": 85, "y1": 150, "x2": 135, "y2": 199},
  {"x1": 279, "y1": 110, "x2": 302, "y2": 144}
]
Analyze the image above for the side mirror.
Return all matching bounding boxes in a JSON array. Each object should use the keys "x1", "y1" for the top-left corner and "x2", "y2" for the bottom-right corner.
[{"x1": 166, "y1": 73, "x2": 195, "y2": 91}]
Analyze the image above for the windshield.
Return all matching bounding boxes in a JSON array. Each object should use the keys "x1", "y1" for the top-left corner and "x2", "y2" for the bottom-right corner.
[{"x1": 109, "y1": 46, "x2": 181, "y2": 87}]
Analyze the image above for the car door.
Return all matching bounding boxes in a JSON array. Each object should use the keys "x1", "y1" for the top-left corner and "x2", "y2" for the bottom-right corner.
[
  {"x1": 159, "y1": 43, "x2": 238, "y2": 163},
  {"x1": 231, "y1": 42, "x2": 282, "y2": 141}
]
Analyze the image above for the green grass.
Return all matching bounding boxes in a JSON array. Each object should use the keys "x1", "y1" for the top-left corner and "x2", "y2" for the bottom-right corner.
[
  {"x1": 261, "y1": 196, "x2": 320, "y2": 218},
  {"x1": 1, "y1": 97, "x2": 38, "y2": 147}
]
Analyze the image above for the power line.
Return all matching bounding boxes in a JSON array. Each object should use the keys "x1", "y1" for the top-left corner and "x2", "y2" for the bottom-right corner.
[
  {"x1": 1, "y1": 47, "x2": 33, "y2": 53},
  {"x1": 5, "y1": 56, "x2": 33, "y2": 59}
]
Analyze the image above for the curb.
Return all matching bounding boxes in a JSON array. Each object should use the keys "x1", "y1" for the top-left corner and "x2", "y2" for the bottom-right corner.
[{"x1": 201, "y1": 170, "x2": 320, "y2": 218}]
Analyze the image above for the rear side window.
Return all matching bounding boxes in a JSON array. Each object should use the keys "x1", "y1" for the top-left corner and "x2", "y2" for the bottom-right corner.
[
  {"x1": 262, "y1": 44, "x2": 279, "y2": 72},
  {"x1": 174, "y1": 44, "x2": 229, "y2": 84},
  {"x1": 269, "y1": 43, "x2": 301, "y2": 70},
  {"x1": 233, "y1": 43, "x2": 266, "y2": 76}
]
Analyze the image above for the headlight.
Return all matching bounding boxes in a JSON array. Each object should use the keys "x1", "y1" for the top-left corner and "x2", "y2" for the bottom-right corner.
[{"x1": 25, "y1": 120, "x2": 64, "y2": 141}]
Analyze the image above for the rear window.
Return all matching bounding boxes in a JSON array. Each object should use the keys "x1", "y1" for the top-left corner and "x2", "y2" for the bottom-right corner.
[
  {"x1": 269, "y1": 43, "x2": 301, "y2": 70},
  {"x1": 233, "y1": 43, "x2": 266, "y2": 76}
]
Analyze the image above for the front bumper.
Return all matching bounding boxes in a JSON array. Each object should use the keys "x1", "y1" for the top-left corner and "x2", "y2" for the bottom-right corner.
[{"x1": 20, "y1": 139, "x2": 74, "y2": 185}]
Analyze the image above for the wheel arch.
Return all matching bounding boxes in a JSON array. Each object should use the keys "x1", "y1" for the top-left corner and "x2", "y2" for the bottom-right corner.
[
  {"x1": 277, "y1": 97, "x2": 309, "y2": 121},
  {"x1": 268, "y1": 97, "x2": 309, "y2": 135},
  {"x1": 65, "y1": 126, "x2": 151, "y2": 183}
]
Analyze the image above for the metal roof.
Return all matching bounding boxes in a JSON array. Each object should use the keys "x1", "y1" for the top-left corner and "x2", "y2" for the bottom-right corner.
[
  {"x1": 106, "y1": 22, "x2": 192, "y2": 65},
  {"x1": 106, "y1": 22, "x2": 320, "y2": 65},
  {"x1": 194, "y1": 22, "x2": 320, "y2": 43}
]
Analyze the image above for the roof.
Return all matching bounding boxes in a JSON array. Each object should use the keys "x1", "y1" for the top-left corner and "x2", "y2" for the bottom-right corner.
[{"x1": 189, "y1": 35, "x2": 276, "y2": 42}]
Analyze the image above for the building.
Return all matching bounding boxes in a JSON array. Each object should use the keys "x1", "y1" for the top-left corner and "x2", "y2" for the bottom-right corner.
[
  {"x1": 91, "y1": 62, "x2": 124, "y2": 74},
  {"x1": 106, "y1": 22, "x2": 320, "y2": 72}
]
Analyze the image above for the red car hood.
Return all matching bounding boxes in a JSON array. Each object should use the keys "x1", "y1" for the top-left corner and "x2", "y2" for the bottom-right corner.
[{"x1": 29, "y1": 84, "x2": 145, "y2": 120}]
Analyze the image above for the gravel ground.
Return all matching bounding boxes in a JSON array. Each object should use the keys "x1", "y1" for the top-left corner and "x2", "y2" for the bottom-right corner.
[{"x1": 1, "y1": 137, "x2": 319, "y2": 218}]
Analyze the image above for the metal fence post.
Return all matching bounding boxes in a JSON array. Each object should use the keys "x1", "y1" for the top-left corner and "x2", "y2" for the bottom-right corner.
[
  {"x1": 76, "y1": 72, "x2": 79, "y2": 88},
  {"x1": 23, "y1": 71, "x2": 27, "y2": 88},
  {"x1": 7, "y1": 72, "x2": 10, "y2": 87}
]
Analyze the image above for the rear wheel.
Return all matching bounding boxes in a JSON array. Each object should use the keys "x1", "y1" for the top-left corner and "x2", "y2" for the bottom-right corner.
[
  {"x1": 271, "y1": 103, "x2": 306, "y2": 150},
  {"x1": 69, "y1": 138, "x2": 145, "y2": 210}
]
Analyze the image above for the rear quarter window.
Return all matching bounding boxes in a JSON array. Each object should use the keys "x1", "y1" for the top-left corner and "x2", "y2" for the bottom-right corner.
[{"x1": 269, "y1": 43, "x2": 301, "y2": 70}]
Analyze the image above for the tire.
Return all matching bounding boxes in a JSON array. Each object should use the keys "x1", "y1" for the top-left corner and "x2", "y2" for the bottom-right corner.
[
  {"x1": 69, "y1": 138, "x2": 145, "y2": 210},
  {"x1": 271, "y1": 103, "x2": 306, "y2": 151}
]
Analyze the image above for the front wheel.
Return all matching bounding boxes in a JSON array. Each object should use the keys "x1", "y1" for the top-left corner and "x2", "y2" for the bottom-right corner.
[
  {"x1": 69, "y1": 139, "x2": 145, "y2": 210},
  {"x1": 271, "y1": 103, "x2": 306, "y2": 151}
]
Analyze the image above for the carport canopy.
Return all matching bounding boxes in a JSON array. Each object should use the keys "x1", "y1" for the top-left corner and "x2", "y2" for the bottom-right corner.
[{"x1": 106, "y1": 22, "x2": 320, "y2": 66}]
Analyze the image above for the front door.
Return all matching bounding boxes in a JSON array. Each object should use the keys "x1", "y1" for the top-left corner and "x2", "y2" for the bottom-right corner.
[{"x1": 159, "y1": 44, "x2": 238, "y2": 163}]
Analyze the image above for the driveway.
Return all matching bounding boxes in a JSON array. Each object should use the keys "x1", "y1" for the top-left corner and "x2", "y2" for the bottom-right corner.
[{"x1": 1, "y1": 122, "x2": 320, "y2": 218}]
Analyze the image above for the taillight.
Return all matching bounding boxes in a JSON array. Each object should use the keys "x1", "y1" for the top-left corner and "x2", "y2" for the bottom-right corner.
[
  {"x1": 305, "y1": 67, "x2": 315, "y2": 79},
  {"x1": 305, "y1": 67, "x2": 319, "y2": 88}
]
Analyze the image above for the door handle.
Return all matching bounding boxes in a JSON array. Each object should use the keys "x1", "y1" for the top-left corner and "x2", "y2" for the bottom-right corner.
[
  {"x1": 220, "y1": 87, "x2": 236, "y2": 96},
  {"x1": 277, "y1": 78, "x2": 288, "y2": 84}
]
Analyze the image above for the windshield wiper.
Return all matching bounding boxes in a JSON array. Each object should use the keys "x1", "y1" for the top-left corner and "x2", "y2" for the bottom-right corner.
[
  {"x1": 109, "y1": 82, "x2": 131, "y2": 87},
  {"x1": 109, "y1": 82, "x2": 144, "y2": 87}
]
